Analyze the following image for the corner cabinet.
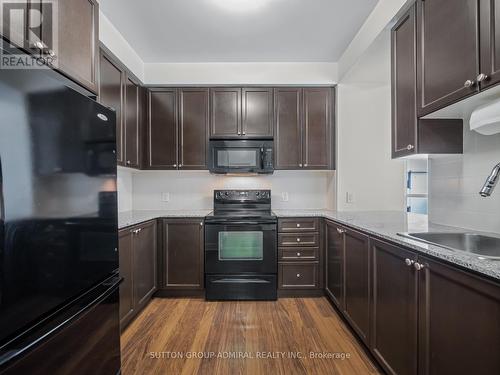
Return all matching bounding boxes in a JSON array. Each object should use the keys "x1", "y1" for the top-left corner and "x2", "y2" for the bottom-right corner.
[
  {"x1": 325, "y1": 220, "x2": 344, "y2": 309},
  {"x1": 118, "y1": 220, "x2": 157, "y2": 329},
  {"x1": 274, "y1": 87, "x2": 334, "y2": 170}
]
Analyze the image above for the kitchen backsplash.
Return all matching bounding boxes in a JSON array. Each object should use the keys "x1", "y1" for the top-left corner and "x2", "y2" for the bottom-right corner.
[
  {"x1": 117, "y1": 169, "x2": 336, "y2": 212},
  {"x1": 429, "y1": 126, "x2": 500, "y2": 233}
]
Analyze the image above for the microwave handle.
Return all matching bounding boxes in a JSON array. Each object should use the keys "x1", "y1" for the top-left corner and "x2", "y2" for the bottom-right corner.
[{"x1": 260, "y1": 147, "x2": 264, "y2": 169}]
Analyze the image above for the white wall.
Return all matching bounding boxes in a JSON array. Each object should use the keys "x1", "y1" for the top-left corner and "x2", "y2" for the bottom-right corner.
[
  {"x1": 99, "y1": 11, "x2": 145, "y2": 81},
  {"x1": 130, "y1": 170, "x2": 335, "y2": 211},
  {"x1": 428, "y1": 128, "x2": 500, "y2": 233},
  {"x1": 336, "y1": 31, "x2": 405, "y2": 211},
  {"x1": 117, "y1": 168, "x2": 133, "y2": 212},
  {"x1": 144, "y1": 63, "x2": 338, "y2": 85}
]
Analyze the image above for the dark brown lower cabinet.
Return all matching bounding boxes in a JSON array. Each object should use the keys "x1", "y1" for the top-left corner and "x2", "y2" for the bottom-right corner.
[
  {"x1": 343, "y1": 228, "x2": 370, "y2": 344},
  {"x1": 161, "y1": 219, "x2": 204, "y2": 290},
  {"x1": 371, "y1": 239, "x2": 418, "y2": 375},
  {"x1": 325, "y1": 220, "x2": 344, "y2": 309},
  {"x1": 418, "y1": 256, "x2": 500, "y2": 375},
  {"x1": 118, "y1": 220, "x2": 157, "y2": 328}
]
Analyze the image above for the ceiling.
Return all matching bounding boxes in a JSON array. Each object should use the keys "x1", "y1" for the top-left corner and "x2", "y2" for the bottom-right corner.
[{"x1": 99, "y1": 0, "x2": 379, "y2": 63}]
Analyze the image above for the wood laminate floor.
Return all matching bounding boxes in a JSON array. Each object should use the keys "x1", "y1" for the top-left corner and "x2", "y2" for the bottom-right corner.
[{"x1": 121, "y1": 297, "x2": 380, "y2": 375}]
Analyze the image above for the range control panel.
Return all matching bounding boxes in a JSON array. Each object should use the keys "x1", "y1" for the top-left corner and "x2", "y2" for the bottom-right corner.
[{"x1": 214, "y1": 190, "x2": 271, "y2": 203}]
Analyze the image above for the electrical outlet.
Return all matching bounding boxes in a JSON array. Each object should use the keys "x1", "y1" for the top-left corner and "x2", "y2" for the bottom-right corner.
[
  {"x1": 161, "y1": 192, "x2": 170, "y2": 202},
  {"x1": 281, "y1": 192, "x2": 289, "y2": 202},
  {"x1": 346, "y1": 192, "x2": 355, "y2": 204}
]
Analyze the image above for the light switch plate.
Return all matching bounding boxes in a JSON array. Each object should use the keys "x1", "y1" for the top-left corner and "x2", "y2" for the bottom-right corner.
[
  {"x1": 346, "y1": 192, "x2": 355, "y2": 204},
  {"x1": 281, "y1": 192, "x2": 289, "y2": 202},
  {"x1": 161, "y1": 192, "x2": 170, "y2": 202}
]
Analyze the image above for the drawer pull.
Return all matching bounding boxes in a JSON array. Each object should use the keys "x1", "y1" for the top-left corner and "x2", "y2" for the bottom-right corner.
[
  {"x1": 296, "y1": 238, "x2": 301, "y2": 242},
  {"x1": 297, "y1": 252, "x2": 301, "y2": 257},
  {"x1": 296, "y1": 223, "x2": 301, "y2": 228},
  {"x1": 296, "y1": 273, "x2": 301, "y2": 278}
]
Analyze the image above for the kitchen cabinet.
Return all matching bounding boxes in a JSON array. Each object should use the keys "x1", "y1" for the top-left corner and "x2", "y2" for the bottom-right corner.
[
  {"x1": 242, "y1": 88, "x2": 274, "y2": 137},
  {"x1": 98, "y1": 50, "x2": 124, "y2": 166},
  {"x1": 418, "y1": 256, "x2": 500, "y2": 375},
  {"x1": 118, "y1": 220, "x2": 157, "y2": 328},
  {"x1": 274, "y1": 87, "x2": 334, "y2": 170},
  {"x1": 416, "y1": 0, "x2": 480, "y2": 116},
  {"x1": 161, "y1": 219, "x2": 204, "y2": 290},
  {"x1": 325, "y1": 220, "x2": 344, "y2": 310},
  {"x1": 210, "y1": 88, "x2": 241, "y2": 138},
  {"x1": 147, "y1": 89, "x2": 178, "y2": 169},
  {"x1": 371, "y1": 239, "x2": 418, "y2": 375},
  {"x1": 124, "y1": 74, "x2": 141, "y2": 168},
  {"x1": 343, "y1": 227, "x2": 370, "y2": 344},
  {"x1": 391, "y1": 5, "x2": 463, "y2": 159},
  {"x1": 480, "y1": 0, "x2": 500, "y2": 89},
  {"x1": 55, "y1": 0, "x2": 99, "y2": 94},
  {"x1": 178, "y1": 88, "x2": 209, "y2": 169}
]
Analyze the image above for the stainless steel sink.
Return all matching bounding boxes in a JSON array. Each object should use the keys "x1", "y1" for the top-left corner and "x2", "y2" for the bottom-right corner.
[{"x1": 398, "y1": 232, "x2": 500, "y2": 260}]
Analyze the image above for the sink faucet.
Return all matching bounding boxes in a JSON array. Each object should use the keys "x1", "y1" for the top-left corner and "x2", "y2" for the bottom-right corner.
[{"x1": 479, "y1": 162, "x2": 500, "y2": 197}]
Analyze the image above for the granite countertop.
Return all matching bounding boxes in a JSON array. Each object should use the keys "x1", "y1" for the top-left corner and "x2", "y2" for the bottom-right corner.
[
  {"x1": 118, "y1": 209, "x2": 500, "y2": 282},
  {"x1": 274, "y1": 209, "x2": 500, "y2": 282},
  {"x1": 118, "y1": 209, "x2": 211, "y2": 229}
]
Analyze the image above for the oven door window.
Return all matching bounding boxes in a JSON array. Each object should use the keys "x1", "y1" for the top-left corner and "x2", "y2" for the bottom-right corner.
[
  {"x1": 216, "y1": 148, "x2": 259, "y2": 168},
  {"x1": 218, "y1": 231, "x2": 263, "y2": 260}
]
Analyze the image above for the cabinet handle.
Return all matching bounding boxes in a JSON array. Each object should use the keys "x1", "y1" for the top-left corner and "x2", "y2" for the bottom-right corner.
[
  {"x1": 47, "y1": 49, "x2": 56, "y2": 58},
  {"x1": 296, "y1": 223, "x2": 301, "y2": 228},
  {"x1": 477, "y1": 73, "x2": 488, "y2": 82},
  {"x1": 414, "y1": 262, "x2": 425, "y2": 271},
  {"x1": 173, "y1": 164, "x2": 177, "y2": 168},
  {"x1": 299, "y1": 163, "x2": 303, "y2": 167},
  {"x1": 200, "y1": 222, "x2": 203, "y2": 226},
  {"x1": 404, "y1": 258, "x2": 414, "y2": 267},
  {"x1": 242, "y1": 131, "x2": 246, "y2": 135},
  {"x1": 126, "y1": 160, "x2": 131, "y2": 165},
  {"x1": 296, "y1": 238, "x2": 301, "y2": 242},
  {"x1": 237, "y1": 131, "x2": 241, "y2": 135},
  {"x1": 297, "y1": 252, "x2": 301, "y2": 257},
  {"x1": 296, "y1": 273, "x2": 301, "y2": 278},
  {"x1": 464, "y1": 79, "x2": 475, "y2": 88},
  {"x1": 336, "y1": 228, "x2": 345, "y2": 234},
  {"x1": 179, "y1": 164, "x2": 182, "y2": 168},
  {"x1": 406, "y1": 144, "x2": 414, "y2": 151},
  {"x1": 304, "y1": 163, "x2": 308, "y2": 167}
]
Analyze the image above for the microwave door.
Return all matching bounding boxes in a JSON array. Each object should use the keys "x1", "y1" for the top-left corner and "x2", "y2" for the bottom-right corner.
[{"x1": 215, "y1": 147, "x2": 259, "y2": 172}]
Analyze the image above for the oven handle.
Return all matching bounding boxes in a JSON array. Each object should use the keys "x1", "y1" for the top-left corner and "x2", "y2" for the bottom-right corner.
[
  {"x1": 211, "y1": 278, "x2": 271, "y2": 284},
  {"x1": 205, "y1": 221, "x2": 276, "y2": 226}
]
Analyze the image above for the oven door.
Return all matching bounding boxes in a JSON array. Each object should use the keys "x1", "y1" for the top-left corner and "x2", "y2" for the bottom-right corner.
[{"x1": 205, "y1": 223, "x2": 277, "y2": 274}]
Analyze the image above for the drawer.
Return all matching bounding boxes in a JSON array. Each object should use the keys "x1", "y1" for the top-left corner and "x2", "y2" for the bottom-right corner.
[
  {"x1": 279, "y1": 263, "x2": 318, "y2": 289},
  {"x1": 278, "y1": 233, "x2": 319, "y2": 247},
  {"x1": 278, "y1": 218, "x2": 319, "y2": 232},
  {"x1": 279, "y1": 247, "x2": 318, "y2": 261}
]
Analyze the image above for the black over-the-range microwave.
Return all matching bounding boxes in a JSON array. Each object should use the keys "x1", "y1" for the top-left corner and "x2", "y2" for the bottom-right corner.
[{"x1": 208, "y1": 139, "x2": 274, "y2": 174}]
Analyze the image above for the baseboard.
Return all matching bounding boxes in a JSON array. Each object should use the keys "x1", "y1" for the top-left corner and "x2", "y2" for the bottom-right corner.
[{"x1": 277, "y1": 289, "x2": 325, "y2": 298}]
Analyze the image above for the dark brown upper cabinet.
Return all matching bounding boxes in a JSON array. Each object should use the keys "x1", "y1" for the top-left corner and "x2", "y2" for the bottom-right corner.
[
  {"x1": 55, "y1": 0, "x2": 99, "y2": 94},
  {"x1": 392, "y1": 5, "x2": 464, "y2": 159},
  {"x1": 242, "y1": 88, "x2": 274, "y2": 137},
  {"x1": 343, "y1": 227, "x2": 370, "y2": 345},
  {"x1": 371, "y1": 239, "x2": 418, "y2": 375},
  {"x1": 124, "y1": 74, "x2": 140, "y2": 168},
  {"x1": 416, "y1": 0, "x2": 480, "y2": 116},
  {"x1": 98, "y1": 50, "x2": 124, "y2": 166},
  {"x1": 161, "y1": 219, "x2": 204, "y2": 290},
  {"x1": 480, "y1": 0, "x2": 500, "y2": 89},
  {"x1": 418, "y1": 256, "x2": 500, "y2": 375},
  {"x1": 210, "y1": 88, "x2": 241, "y2": 138},
  {"x1": 178, "y1": 88, "x2": 209, "y2": 169},
  {"x1": 325, "y1": 220, "x2": 345, "y2": 310},
  {"x1": 147, "y1": 89, "x2": 178, "y2": 169},
  {"x1": 274, "y1": 87, "x2": 334, "y2": 170}
]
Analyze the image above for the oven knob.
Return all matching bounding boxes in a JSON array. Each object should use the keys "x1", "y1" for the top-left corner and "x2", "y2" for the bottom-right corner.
[
  {"x1": 256, "y1": 191, "x2": 260, "y2": 196},
  {"x1": 224, "y1": 192, "x2": 229, "y2": 197}
]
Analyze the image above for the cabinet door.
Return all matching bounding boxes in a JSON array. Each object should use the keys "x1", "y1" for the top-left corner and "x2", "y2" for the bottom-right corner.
[
  {"x1": 418, "y1": 256, "x2": 500, "y2": 375},
  {"x1": 124, "y1": 75, "x2": 140, "y2": 168},
  {"x1": 118, "y1": 229, "x2": 134, "y2": 326},
  {"x1": 99, "y1": 51, "x2": 124, "y2": 166},
  {"x1": 242, "y1": 88, "x2": 273, "y2": 137},
  {"x1": 371, "y1": 239, "x2": 418, "y2": 375},
  {"x1": 417, "y1": 0, "x2": 480, "y2": 116},
  {"x1": 163, "y1": 219, "x2": 204, "y2": 289},
  {"x1": 302, "y1": 88, "x2": 332, "y2": 169},
  {"x1": 480, "y1": 0, "x2": 500, "y2": 89},
  {"x1": 132, "y1": 221, "x2": 157, "y2": 310},
  {"x1": 274, "y1": 88, "x2": 303, "y2": 169},
  {"x1": 392, "y1": 5, "x2": 418, "y2": 158},
  {"x1": 210, "y1": 88, "x2": 241, "y2": 138},
  {"x1": 325, "y1": 221, "x2": 344, "y2": 309},
  {"x1": 343, "y1": 228, "x2": 370, "y2": 344},
  {"x1": 55, "y1": 0, "x2": 98, "y2": 93},
  {"x1": 147, "y1": 89, "x2": 178, "y2": 169},
  {"x1": 178, "y1": 88, "x2": 209, "y2": 169}
]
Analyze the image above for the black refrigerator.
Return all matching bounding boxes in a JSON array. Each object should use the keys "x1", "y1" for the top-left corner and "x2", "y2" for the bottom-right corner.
[{"x1": 0, "y1": 67, "x2": 121, "y2": 374}]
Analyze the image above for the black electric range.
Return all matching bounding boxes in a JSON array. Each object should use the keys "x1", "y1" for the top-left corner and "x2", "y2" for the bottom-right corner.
[{"x1": 204, "y1": 190, "x2": 277, "y2": 300}]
